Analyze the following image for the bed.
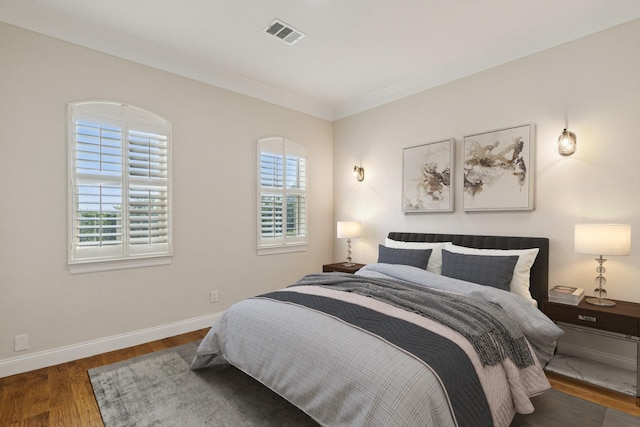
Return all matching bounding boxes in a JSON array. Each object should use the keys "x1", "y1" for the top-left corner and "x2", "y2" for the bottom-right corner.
[{"x1": 191, "y1": 232, "x2": 563, "y2": 427}]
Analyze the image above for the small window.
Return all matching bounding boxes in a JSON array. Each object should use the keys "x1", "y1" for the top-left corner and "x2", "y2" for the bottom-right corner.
[
  {"x1": 257, "y1": 137, "x2": 307, "y2": 254},
  {"x1": 68, "y1": 101, "x2": 172, "y2": 272}
]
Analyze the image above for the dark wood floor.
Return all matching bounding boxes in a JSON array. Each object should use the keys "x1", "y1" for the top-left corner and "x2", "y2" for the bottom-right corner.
[
  {"x1": 0, "y1": 329, "x2": 208, "y2": 426},
  {"x1": 1, "y1": 328, "x2": 638, "y2": 426}
]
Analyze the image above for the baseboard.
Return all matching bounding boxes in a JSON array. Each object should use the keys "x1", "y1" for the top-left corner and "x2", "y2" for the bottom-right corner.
[
  {"x1": 0, "y1": 312, "x2": 223, "y2": 378},
  {"x1": 5, "y1": 311, "x2": 631, "y2": 379},
  {"x1": 557, "y1": 341, "x2": 637, "y2": 372}
]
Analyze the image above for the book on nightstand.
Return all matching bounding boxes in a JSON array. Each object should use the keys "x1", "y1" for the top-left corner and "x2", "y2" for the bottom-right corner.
[{"x1": 548, "y1": 285, "x2": 585, "y2": 305}]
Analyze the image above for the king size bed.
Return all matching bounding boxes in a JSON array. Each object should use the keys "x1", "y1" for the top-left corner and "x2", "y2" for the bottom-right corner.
[{"x1": 191, "y1": 232, "x2": 563, "y2": 427}]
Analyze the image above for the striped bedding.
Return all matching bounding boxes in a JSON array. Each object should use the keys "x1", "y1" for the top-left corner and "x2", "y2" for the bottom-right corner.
[{"x1": 191, "y1": 263, "x2": 562, "y2": 427}]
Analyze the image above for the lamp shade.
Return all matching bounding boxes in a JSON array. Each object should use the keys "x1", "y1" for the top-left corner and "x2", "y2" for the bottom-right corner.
[
  {"x1": 575, "y1": 224, "x2": 631, "y2": 256},
  {"x1": 337, "y1": 221, "x2": 362, "y2": 239}
]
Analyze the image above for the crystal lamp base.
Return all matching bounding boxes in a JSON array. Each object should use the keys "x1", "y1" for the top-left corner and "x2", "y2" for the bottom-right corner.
[{"x1": 585, "y1": 297, "x2": 616, "y2": 307}]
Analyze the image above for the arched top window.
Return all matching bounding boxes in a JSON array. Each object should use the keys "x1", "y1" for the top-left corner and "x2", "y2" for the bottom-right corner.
[{"x1": 68, "y1": 101, "x2": 172, "y2": 273}]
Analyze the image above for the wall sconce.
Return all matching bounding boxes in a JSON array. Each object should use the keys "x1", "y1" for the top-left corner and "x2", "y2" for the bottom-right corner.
[
  {"x1": 558, "y1": 128, "x2": 576, "y2": 156},
  {"x1": 353, "y1": 165, "x2": 365, "y2": 182},
  {"x1": 575, "y1": 224, "x2": 631, "y2": 306}
]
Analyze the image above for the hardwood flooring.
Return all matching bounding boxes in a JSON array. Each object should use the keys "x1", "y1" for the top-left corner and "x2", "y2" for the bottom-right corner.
[
  {"x1": 1, "y1": 328, "x2": 638, "y2": 426},
  {"x1": 0, "y1": 329, "x2": 208, "y2": 426},
  {"x1": 546, "y1": 371, "x2": 640, "y2": 417}
]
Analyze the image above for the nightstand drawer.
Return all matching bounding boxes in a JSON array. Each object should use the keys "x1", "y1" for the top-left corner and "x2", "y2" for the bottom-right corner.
[{"x1": 544, "y1": 301, "x2": 639, "y2": 337}]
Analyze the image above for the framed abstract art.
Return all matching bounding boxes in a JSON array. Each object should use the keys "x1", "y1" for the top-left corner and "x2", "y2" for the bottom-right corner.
[
  {"x1": 463, "y1": 124, "x2": 534, "y2": 211},
  {"x1": 402, "y1": 139, "x2": 454, "y2": 213}
]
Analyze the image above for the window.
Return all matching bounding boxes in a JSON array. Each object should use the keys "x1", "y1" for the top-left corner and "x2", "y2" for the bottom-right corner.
[
  {"x1": 257, "y1": 137, "x2": 307, "y2": 253},
  {"x1": 68, "y1": 102, "x2": 172, "y2": 273}
]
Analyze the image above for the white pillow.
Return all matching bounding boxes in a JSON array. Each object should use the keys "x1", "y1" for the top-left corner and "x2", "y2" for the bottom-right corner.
[
  {"x1": 385, "y1": 238, "x2": 449, "y2": 274},
  {"x1": 443, "y1": 243, "x2": 539, "y2": 305}
]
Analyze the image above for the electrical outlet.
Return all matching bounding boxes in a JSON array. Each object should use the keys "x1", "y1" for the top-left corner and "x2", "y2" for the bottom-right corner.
[
  {"x1": 210, "y1": 290, "x2": 218, "y2": 303},
  {"x1": 15, "y1": 334, "x2": 29, "y2": 352}
]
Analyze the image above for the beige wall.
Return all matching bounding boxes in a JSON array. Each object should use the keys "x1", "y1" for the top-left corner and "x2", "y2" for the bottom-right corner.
[
  {"x1": 334, "y1": 19, "x2": 640, "y2": 304},
  {"x1": 0, "y1": 23, "x2": 333, "y2": 366},
  {"x1": 333, "y1": 19, "x2": 640, "y2": 367},
  {"x1": 3, "y1": 17, "x2": 640, "y2": 373}
]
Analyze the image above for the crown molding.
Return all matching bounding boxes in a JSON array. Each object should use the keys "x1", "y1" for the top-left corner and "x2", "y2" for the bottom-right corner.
[
  {"x1": 3, "y1": 1, "x2": 640, "y2": 122},
  {"x1": 0, "y1": 1, "x2": 334, "y2": 121}
]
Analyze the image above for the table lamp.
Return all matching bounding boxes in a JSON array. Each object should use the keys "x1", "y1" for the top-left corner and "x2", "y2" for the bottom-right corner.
[
  {"x1": 575, "y1": 224, "x2": 631, "y2": 306},
  {"x1": 337, "y1": 221, "x2": 361, "y2": 267}
]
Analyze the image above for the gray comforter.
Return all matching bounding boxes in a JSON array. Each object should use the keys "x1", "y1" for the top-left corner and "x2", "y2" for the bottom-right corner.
[
  {"x1": 191, "y1": 263, "x2": 563, "y2": 427},
  {"x1": 293, "y1": 273, "x2": 534, "y2": 369}
]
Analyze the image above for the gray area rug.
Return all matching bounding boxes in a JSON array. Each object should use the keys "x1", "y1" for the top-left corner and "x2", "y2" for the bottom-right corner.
[{"x1": 89, "y1": 342, "x2": 639, "y2": 427}]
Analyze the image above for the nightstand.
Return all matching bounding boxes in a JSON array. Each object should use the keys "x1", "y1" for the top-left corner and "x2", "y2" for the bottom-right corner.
[
  {"x1": 322, "y1": 262, "x2": 365, "y2": 274},
  {"x1": 543, "y1": 299, "x2": 640, "y2": 405}
]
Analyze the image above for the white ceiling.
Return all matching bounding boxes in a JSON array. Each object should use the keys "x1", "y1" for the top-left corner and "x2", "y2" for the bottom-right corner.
[{"x1": 3, "y1": 0, "x2": 640, "y2": 120}]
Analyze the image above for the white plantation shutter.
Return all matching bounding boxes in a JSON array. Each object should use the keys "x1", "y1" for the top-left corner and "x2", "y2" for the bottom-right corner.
[
  {"x1": 127, "y1": 129, "x2": 169, "y2": 253},
  {"x1": 69, "y1": 102, "x2": 172, "y2": 271},
  {"x1": 73, "y1": 119, "x2": 123, "y2": 258},
  {"x1": 128, "y1": 186, "x2": 169, "y2": 246},
  {"x1": 258, "y1": 137, "x2": 307, "y2": 253}
]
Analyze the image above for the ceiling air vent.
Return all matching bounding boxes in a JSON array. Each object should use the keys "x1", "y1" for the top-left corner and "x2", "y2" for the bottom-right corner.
[{"x1": 264, "y1": 19, "x2": 306, "y2": 45}]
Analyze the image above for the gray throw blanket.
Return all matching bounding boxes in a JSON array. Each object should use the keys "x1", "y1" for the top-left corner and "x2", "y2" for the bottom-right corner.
[{"x1": 293, "y1": 273, "x2": 534, "y2": 368}]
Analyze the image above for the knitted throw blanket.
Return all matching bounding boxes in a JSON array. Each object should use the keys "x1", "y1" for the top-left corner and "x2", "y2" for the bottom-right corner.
[{"x1": 293, "y1": 273, "x2": 534, "y2": 368}]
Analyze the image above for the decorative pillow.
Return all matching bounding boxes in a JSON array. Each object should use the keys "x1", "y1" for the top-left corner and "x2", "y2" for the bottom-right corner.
[
  {"x1": 441, "y1": 250, "x2": 519, "y2": 291},
  {"x1": 377, "y1": 245, "x2": 432, "y2": 270},
  {"x1": 384, "y1": 238, "x2": 448, "y2": 274},
  {"x1": 443, "y1": 243, "x2": 540, "y2": 305}
]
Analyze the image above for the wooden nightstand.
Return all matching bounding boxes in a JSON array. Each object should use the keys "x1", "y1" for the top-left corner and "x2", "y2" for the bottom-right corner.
[
  {"x1": 322, "y1": 262, "x2": 365, "y2": 274},
  {"x1": 543, "y1": 298, "x2": 640, "y2": 405}
]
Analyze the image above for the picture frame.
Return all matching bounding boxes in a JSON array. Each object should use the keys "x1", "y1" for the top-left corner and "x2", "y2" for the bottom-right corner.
[
  {"x1": 402, "y1": 139, "x2": 454, "y2": 212},
  {"x1": 462, "y1": 123, "x2": 534, "y2": 211}
]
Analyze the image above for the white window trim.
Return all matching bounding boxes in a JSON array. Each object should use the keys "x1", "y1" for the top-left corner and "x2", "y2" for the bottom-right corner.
[
  {"x1": 68, "y1": 255, "x2": 173, "y2": 274},
  {"x1": 68, "y1": 101, "x2": 173, "y2": 272},
  {"x1": 257, "y1": 136, "x2": 308, "y2": 255},
  {"x1": 256, "y1": 244, "x2": 307, "y2": 256}
]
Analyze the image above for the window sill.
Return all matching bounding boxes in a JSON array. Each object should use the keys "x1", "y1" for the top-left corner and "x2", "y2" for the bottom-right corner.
[
  {"x1": 257, "y1": 244, "x2": 307, "y2": 256},
  {"x1": 69, "y1": 254, "x2": 173, "y2": 274}
]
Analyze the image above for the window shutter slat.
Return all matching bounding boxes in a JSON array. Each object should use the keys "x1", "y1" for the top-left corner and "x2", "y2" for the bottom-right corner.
[
  {"x1": 74, "y1": 184, "x2": 123, "y2": 248},
  {"x1": 75, "y1": 121, "x2": 123, "y2": 177},
  {"x1": 128, "y1": 130, "x2": 168, "y2": 180},
  {"x1": 128, "y1": 185, "x2": 169, "y2": 246}
]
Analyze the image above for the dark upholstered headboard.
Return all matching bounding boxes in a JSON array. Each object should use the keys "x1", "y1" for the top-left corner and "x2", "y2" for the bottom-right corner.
[{"x1": 387, "y1": 232, "x2": 549, "y2": 307}]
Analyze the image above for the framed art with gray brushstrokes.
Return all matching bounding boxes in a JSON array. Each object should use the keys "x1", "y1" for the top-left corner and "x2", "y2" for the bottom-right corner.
[
  {"x1": 463, "y1": 123, "x2": 534, "y2": 211},
  {"x1": 403, "y1": 139, "x2": 454, "y2": 212}
]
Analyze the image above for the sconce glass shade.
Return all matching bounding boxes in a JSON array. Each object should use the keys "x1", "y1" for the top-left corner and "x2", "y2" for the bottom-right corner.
[
  {"x1": 575, "y1": 223, "x2": 631, "y2": 306},
  {"x1": 558, "y1": 128, "x2": 576, "y2": 156},
  {"x1": 353, "y1": 165, "x2": 365, "y2": 182}
]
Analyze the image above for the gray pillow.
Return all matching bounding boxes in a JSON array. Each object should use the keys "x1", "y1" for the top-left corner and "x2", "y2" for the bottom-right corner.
[
  {"x1": 441, "y1": 249, "x2": 519, "y2": 291},
  {"x1": 377, "y1": 245, "x2": 432, "y2": 269}
]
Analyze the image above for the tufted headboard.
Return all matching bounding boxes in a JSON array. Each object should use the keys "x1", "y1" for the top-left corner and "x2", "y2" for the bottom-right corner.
[{"x1": 387, "y1": 232, "x2": 549, "y2": 307}]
